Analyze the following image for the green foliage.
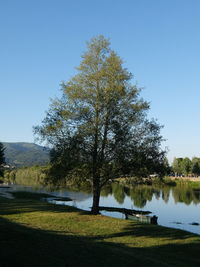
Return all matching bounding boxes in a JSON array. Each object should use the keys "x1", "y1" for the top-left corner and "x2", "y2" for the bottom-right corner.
[
  {"x1": 172, "y1": 157, "x2": 200, "y2": 176},
  {"x1": 191, "y1": 157, "x2": 200, "y2": 176},
  {"x1": 4, "y1": 166, "x2": 48, "y2": 186},
  {"x1": 182, "y1": 157, "x2": 192, "y2": 176},
  {"x1": 3, "y1": 142, "x2": 49, "y2": 167},
  {"x1": 172, "y1": 157, "x2": 183, "y2": 176},
  {"x1": 4, "y1": 170, "x2": 16, "y2": 183},
  {"x1": 34, "y1": 35, "x2": 166, "y2": 213}
]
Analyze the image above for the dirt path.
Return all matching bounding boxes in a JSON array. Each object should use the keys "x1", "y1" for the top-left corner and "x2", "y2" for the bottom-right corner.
[{"x1": 169, "y1": 176, "x2": 200, "y2": 182}]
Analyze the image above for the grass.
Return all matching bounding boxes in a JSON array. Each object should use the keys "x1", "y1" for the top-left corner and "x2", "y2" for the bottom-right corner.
[{"x1": 0, "y1": 193, "x2": 200, "y2": 267}]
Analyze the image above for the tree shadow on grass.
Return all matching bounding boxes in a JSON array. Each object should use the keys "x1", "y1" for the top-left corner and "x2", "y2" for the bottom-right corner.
[
  {"x1": 1, "y1": 196, "x2": 200, "y2": 266},
  {"x1": 0, "y1": 196, "x2": 88, "y2": 216},
  {"x1": 0, "y1": 216, "x2": 143, "y2": 267},
  {"x1": 121, "y1": 222, "x2": 196, "y2": 240},
  {"x1": 0, "y1": 195, "x2": 199, "y2": 241},
  {"x1": 0, "y1": 216, "x2": 200, "y2": 267}
]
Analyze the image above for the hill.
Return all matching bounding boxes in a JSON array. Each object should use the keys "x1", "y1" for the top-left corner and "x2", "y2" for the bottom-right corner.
[{"x1": 3, "y1": 142, "x2": 49, "y2": 167}]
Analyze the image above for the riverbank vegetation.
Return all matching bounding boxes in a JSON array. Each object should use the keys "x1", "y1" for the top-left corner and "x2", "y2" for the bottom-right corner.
[
  {"x1": 4, "y1": 166, "x2": 200, "y2": 208},
  {"x1": 2, "y1": 165, "x2": 172, "y2": 192},
  {"x1": 3, "y1": 166, "x2": 49, "y2": 186},
  {"x1": 0, "y1": 193, "x2": 200, "y2": 266}
]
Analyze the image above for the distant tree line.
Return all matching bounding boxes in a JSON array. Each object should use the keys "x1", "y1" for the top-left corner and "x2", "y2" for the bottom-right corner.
[
  {"x1": 172, "y1": 157, "x2": 200, "y2": 177},
  {"x1": 4, "y1": 166, "x2": 48, "y2": 186},
  {"x1": 0, "y1": 142, "x2": 5, "y2": 177}
]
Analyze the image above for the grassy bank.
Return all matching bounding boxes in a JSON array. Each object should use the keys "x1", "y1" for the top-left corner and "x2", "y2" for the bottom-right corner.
[{"x1": 0, "y1": 193, "x2": 200, "y2": 266}]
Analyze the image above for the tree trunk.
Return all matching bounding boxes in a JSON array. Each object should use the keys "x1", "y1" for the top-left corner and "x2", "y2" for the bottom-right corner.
[{"x1": 91, "y1": 177, "x2": 100, "y2": 214}]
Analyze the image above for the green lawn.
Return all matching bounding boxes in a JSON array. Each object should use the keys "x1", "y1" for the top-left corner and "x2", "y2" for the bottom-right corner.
[{"x1": 0, "y1": 193, "x2": 200, "y2": 267}]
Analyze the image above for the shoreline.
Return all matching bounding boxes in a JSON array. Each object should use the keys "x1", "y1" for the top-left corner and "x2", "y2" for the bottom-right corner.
[{"x1": 168, "y1": 176, "x2": 200, "y2": 182}]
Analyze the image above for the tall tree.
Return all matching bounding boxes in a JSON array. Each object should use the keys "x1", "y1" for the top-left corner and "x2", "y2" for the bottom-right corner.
[
  {"x1": 34, "y1": 36, "x2": 165, "y2": 214},
  {"x1": 182, "y1": 157, "x2": 192, "y2": 176},
  {"x1": 191, "y1": 157, "x2": 200, "y2": 176},
  {"x1": 172, "y1": 157, "x2": 183, "y2": 176},
  {"x1": 0, "y1": 142, "x2": 5, "y2": 177}
]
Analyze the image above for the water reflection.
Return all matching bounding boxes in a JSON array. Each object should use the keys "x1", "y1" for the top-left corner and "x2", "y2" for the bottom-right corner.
[
  {"x1": 172, "y1": 185, "x2": 200, "y2": 205},
  {"x1": 10, "y1": 182, "x2": 200, "y2": 234},
  {"x1": 100, "y1": 183, "x2": 200, "y2": 208},
  {"x1": 16, "y1": 182, "x2": 200, "y2": 207}
]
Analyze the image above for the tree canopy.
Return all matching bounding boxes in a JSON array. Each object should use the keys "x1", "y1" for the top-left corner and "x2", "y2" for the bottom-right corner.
[{"x1": 34, "y1": 36, "x2": 166, "y2": 213}]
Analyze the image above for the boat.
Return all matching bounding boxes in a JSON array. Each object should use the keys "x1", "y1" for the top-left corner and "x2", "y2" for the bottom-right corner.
[
  {"x1": 125, "y1": 213, "x2": 158, "y2": 225},
  {"x1": 98, "y1": 206, "x2": 151, "y2": 215},
  {"x1": 98, "y1": 206, "x2": 158, "y2": 224}
]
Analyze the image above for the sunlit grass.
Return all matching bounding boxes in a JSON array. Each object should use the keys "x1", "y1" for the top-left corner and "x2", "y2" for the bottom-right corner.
[{"x1": 0, "y1": 194, "x2": 200, "y2": 266}]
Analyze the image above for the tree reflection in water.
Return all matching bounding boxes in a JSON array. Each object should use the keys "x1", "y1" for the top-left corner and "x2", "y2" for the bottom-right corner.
[{"x1": 100, "y1": 182, "x2": 200, "y2": 208}]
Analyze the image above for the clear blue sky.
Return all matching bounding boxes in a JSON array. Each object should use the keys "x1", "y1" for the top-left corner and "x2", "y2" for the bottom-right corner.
[{"x1": 1, "y1": 0, "x2": 200, "y2": 162}]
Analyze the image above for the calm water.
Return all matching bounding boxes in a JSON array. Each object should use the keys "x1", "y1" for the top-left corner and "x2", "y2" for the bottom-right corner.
[{"x1": 9, "y1": 182, "x2": 200, "y2": 235}]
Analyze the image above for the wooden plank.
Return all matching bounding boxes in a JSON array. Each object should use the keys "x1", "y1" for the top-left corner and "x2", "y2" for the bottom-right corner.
[{"x1": 98, "y1": 206, "x2": 152, "y2": 215}]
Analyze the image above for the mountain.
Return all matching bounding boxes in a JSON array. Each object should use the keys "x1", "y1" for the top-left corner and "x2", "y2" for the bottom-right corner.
[{"x1": 3, "y1": 142, "x2": 50, "y2": 167}]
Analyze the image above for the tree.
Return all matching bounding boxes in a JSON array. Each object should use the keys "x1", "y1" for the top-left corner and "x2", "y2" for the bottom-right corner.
[
  {"x1": 191, "y1": 157, "x2": 200, "y2": 176},
  {"x1": 0, "y1": 142, "x2": 5, "y2": 177},
  {"x1": 181, "y1": 157, "x2": 192, "y2": 176},
  {"x1": 172, "y1": 157, "x2": 183, "y2": 176},
  {"x1": 34, "y1": 36, "x2": 165, "y2": 214}
]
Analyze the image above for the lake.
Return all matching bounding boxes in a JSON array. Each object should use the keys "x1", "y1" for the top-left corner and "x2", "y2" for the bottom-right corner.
[{"x1": 9, "y1": 182, "x2": 200, "y2": 235}]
